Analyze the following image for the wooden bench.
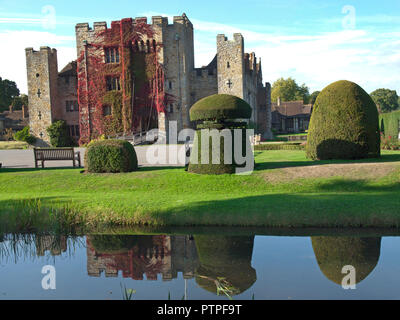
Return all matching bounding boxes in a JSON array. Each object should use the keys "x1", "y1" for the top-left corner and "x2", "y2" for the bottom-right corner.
[{"x1": 34, "y1": 148, "x2": 81, "y2": 168}]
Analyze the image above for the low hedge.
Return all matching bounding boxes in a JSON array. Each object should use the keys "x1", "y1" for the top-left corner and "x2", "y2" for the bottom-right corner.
[
  {"x1": 254, "y1": 143, "x2": 305, "y2": 151},
  {"x1": 85, "y1": 139, "x2": 138, "y2": 173}
]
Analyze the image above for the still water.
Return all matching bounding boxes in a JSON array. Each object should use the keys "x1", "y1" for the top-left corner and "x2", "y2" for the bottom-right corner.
[{"x1": 1, "y1": 231, "x2": 400, "y2": 300}]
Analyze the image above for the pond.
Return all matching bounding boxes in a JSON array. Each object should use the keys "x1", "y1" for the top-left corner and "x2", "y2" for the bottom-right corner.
[{"x1": 1, "y1": 230, "x2": 400, "y2": 300}]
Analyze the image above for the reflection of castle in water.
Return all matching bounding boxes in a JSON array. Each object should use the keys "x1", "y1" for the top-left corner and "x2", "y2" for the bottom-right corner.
[{"x1": 86, "y1": 235, "x2": 199, "y2": 281}]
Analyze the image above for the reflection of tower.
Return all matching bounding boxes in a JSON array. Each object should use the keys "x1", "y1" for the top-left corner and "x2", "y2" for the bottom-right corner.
[
  {"x1": 35, "y1": 235, "x2": 68, "y2": 256},
  {"x1": 86, "y1": 235, "x2": 198, "y2": 281},
  {"x1": 311, "y1": 237, "x2": 381, "y2": 285},
  {"x1": 194, "y1": 235, "x2": 257, "y2": 296}
]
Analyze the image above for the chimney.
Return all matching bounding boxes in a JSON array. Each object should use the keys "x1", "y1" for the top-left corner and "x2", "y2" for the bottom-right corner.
[
  {"x1": 22, "y1": 105, "x2": 28, "y2": 118},
  {"x1": 277, "y1": 97, "x2": 281, "y2": 107},
  {"x1": 9, "y1": 105, "x2": 13, "y2": 113}
]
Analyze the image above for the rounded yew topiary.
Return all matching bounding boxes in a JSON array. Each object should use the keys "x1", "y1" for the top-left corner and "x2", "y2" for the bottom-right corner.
[
  {"x1": 188, "y1": 94, "x2": 253, "y2": 175},
  {"x1": 85, "y1": 139, "x2": 138, "y2": 173},
  {"x1": 311, "y1": 236, "x2": 381, "y2": 285},
  {"x1": 306, "y1": 80, "x2": 380, "y2": 160}
]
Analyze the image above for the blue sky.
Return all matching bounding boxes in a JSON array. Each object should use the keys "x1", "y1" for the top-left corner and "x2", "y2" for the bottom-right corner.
[{"x1": 0, "y1": 0, "x2": 399, "y2": 94}]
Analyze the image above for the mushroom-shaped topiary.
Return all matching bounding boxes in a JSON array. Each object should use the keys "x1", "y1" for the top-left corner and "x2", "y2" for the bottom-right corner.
[
  {"x1": 194, "y1": 235, "x2": 257, "y2": 296},
  {"x1": 188, "y1": 94, "x2": 253, "y2": 175},
  {"x1": 311, "y1": 236, "x2": 381, "y2": 285},
  {"x1": 306, "y1": 80, "x2": 380, "y2": 160}
]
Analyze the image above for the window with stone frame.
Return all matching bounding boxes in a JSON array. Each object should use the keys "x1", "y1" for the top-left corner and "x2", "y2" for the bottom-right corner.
[
  {"x1": 167, "y1": 104, "x2": 174, "y2": 113},
  {"x1": 106, "y1": 76, "x2": 121, "y2": 91},
  {"x1": 66, "y1": 100, "x2": 79, "y2": 112},
  {"x1": 104, "y1": 47, "x2": 120, "y2": 64}
]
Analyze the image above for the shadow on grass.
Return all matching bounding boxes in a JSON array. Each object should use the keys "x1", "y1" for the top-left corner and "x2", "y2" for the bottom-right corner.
[{"x1": 255, "y1": 153, "x2": 400, "y2": 170}]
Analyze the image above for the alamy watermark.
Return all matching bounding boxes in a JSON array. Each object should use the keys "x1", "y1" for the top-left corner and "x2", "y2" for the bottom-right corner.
[
  {"x1": 341, "y1": 265, "x2": 356, "y2": 290},
  {"x1": 145, "y1": 121, "x2": 255, "y2": 175},
  {"x1": 41, "y1": 265, "x2": 56, "y2": 290},
  {"x1": 342, "y1": 5, "x2": 356, "y2": 30}
]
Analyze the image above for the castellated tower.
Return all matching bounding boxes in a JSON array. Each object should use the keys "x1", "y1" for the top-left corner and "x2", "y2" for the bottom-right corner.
[
  {"x1": 25, "y1": 47, "x2": 59, "y2": 145},
  {"x1": 217, "y1": 33, "x2": 245, "y2": 99}
]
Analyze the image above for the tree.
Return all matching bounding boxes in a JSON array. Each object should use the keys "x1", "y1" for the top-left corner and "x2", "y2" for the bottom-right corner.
[
  {"x1": 271, "y1": 77, "x2": 310, "y2": 104},
  {"x1": 309, "y1": 91, "x2": 321, "y2": 105},
  {"x1": 11, "y1": 94, "x2": 28, "y2": 110},
  {"x1": 0, "y1": 77, "x2": 20, "y2": 112},
  {"x1": 370, "y1": 88, "x2": 399, "y2": 113}
]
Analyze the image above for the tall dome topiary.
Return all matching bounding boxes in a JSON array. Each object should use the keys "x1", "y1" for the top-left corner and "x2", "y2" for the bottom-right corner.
[
  {"x1": 311, "y1": 237, "x2": 381, "y2": 285},
  {"x1": 188, "y1": 94, "x2": 253, "y2": 175},
  {"x1": 306, "y1": 80, "x2": 380, "y2": 160}
]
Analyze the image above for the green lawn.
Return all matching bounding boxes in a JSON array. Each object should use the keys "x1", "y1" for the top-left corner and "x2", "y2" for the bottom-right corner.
[
  {"x1": 1, "y1": 149, "x2": 400, "y2": 232},
  {"x1": 0, "y1": 141, "x2": 29, "y2": 150}
]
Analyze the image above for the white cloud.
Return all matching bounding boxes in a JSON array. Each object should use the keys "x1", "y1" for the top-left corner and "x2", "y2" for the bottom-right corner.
[{"x1": 0, "y1": 30, "x2": 76, "y2": 94}]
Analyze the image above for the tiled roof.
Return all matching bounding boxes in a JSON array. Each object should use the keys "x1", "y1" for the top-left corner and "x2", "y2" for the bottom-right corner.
[
  {"x1": 59, "y1": 60, "x2": 77, "y2": 77},
  {"x1": 271, "y1": 100, "x2": 312, "y2": 117}
]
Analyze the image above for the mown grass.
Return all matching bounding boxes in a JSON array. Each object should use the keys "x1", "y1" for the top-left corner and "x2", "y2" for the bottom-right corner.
[
  {"x1": 0, "y1": 141, "x2": 29, "y2": 150},
  {"x1": 1, "y1": 150, "x2": 400, "y2": 232}
]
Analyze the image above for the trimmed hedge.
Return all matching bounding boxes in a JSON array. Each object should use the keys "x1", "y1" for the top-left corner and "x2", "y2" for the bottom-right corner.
[
  {"x1": 306, "y1": 80, "x2": 380, "y2": 160},
  {"x1": 379, "y1": 110, "x2": 400, "y2": 141},
  {"x1": 254, "y1": 143, "x2": 304, "y2": 151},
  {"x1": 85, "y1": 139, "x2": 138, "y2": 173},
  {"x1": 311, "y1": 237, "x2": 381, "y2": 285},
  {"x1": 190, "y1": 94, "x2": 252, "y2": 121}
]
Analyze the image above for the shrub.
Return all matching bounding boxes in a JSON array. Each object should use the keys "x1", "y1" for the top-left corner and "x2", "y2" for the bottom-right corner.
[
  {"x1": 380, "y1": 133, "x2": 400, "y2": 150},
  {"x1": 306, "y1": 80, "x2": 380, "y2": 160},
  {"x1": 46, "y1": 120, "x2": 73, "y2": 147},
  {"x1": 14, "y1": 126, "x2": 36, "y2": 144},
  {"x1": 85, "y1": 139, "x2": 138, "y2": 173}
]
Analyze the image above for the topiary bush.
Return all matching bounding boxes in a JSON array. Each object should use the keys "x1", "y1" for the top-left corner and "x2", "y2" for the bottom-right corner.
[
  {"x1": 306, "y1": 80, "x2": 380, "y2": 160},
  {"x1": 46, "y1": 120, "x2": 73, "y2": 147},
  {"x1": 14, "y1": 126, "x2": 36, "y2": 145},
  {"x1": 85, "y1": 139, "x2": 138, "y2": 173},
  {"x1": 188, "y1": 94, "x2": 253, "y2": 175}
]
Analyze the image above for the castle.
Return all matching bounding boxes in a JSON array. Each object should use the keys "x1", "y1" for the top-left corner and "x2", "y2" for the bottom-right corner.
[{"x1": 26, "y1": 13, "x2": 272, "y2": 145}]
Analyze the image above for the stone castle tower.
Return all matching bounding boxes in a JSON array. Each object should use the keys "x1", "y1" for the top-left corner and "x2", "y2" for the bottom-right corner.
[
  {"x1": 25, "y1": 47, "x2": 59, "y2": 145},
  {"x1": 26, "y1": 13, "x2": 272, "y2": 145}
]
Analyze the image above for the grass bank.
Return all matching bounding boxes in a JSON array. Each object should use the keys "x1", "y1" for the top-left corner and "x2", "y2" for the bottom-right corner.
[{"x1": 1, "y1": 150, "x2": 400, "y2": 232}]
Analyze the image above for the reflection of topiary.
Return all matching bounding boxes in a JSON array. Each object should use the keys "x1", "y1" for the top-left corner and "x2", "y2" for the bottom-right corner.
[
  {"x1": 188, "y1": 94, "x2": 253, "y2": 175},
  {"x1": 85, "y1": 139, "x2": 138, "y2": 173},
  {"x1": 311, "y1": 236, "x2": 381, "y2": 285},
  {"x1": 306, "y1": 80, "x2": 380, "y2": 160},
  {"x1": 194, "y1": 236, "x2": 256, "y2": 296}
]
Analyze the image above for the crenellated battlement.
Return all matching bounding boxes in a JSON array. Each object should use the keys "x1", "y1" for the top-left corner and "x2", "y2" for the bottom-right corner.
[{"x1": 75, "y1": 13, "x2": 192, "y2": 33}]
